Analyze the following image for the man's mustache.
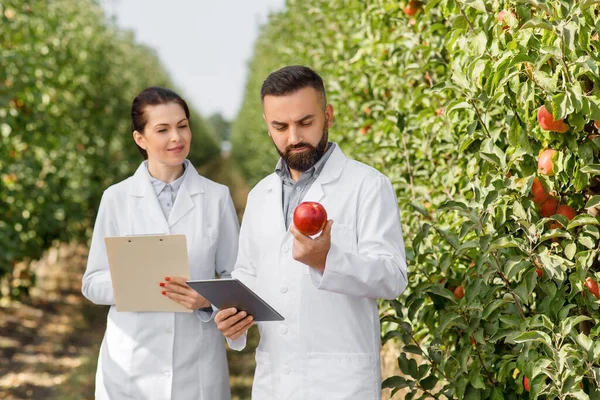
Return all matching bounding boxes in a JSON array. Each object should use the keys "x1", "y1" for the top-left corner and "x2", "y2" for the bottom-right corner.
[{"x1": 285, "y1": 143, "x2": 313, "y2": 153}]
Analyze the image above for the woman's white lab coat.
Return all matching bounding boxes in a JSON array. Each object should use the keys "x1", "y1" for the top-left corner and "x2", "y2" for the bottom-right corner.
[
  {"x1": 232, "y1": 145, "x2": 408, "y2": 400},
  {"x1": 82, "y1": 160, "x2": 239, "y2": 400}
]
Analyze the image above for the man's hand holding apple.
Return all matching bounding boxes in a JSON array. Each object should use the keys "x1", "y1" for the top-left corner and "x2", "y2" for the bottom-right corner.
[{"x1": 290, "y1": 219, "x2": 333, "y2": 273}]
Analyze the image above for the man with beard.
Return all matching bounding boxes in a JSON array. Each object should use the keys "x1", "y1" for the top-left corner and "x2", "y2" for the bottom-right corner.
[{"x1": 215, "y1": 65, "x2": 407, "y2": 399}]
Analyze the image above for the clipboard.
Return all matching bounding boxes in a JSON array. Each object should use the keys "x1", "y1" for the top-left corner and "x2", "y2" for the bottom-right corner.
[
  {"x1": 105, "y1": 234, "x2": 192, "y2": 313},
  {"x1": 187, "y1": 278, "x2": 284, "y2": 321}
]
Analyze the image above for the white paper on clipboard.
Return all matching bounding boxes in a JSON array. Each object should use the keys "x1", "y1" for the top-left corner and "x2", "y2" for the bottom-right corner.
[{"x1": 104, "y1": 234, "x2": 192, "y2": 313}]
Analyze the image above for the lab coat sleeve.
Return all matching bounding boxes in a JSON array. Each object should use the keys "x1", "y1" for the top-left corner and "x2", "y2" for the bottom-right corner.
[
  {"x1": 309, "y1": 174, "x2": 408, "y2": 299},
  {"x1": 225, "y1": 194, "x2": 259, "y2": 351},
  {"x1": 81, "y1": 190, "x2": 118, "y2": 305},
  {"x1": 196, "y1": 191, "x2": 240, "y2": 322}
]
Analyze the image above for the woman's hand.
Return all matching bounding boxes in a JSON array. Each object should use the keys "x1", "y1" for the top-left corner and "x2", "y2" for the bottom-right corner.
[{"x1": 160, "y1": 276, "x2": 211, "y2": 310}]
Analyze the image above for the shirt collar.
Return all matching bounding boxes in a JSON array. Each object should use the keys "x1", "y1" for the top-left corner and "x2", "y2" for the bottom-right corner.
[
  {"x1": 144, "y1": 160, "x2": 188, "y2": 196},
  {"x1": 275, "y1": 142, "x2": 336, "y2": 183}
]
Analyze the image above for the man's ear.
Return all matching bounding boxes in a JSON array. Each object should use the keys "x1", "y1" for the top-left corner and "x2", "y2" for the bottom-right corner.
[
  {"x1": 263, "y1": 113, "x2": 272, "y2": 137},
  {"x1": 133, "y1": 130, "x2": 146, "y2": 150},
  {"x1": 325, "y1": 104, "x2": 334, "y2": 128}
]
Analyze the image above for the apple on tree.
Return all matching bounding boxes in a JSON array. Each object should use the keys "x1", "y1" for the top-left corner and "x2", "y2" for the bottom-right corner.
[
  {"x1": 453, "y1": 285, "x2": 464, "y2": 299},
  {"x1": 293, "y1": 201, "x2": 328, "y2": 236},
  {"x1": 550, "y1": 204, "x2": 577, "y2": 229},
  {"x1": 538, "y1": 195, "x2": 558, "y2": 218},
  {"x1": 497, "y1": 10, "x2": 514, "y2": 31},
  {"x1": 523, "y1": 376, "x2": 531, "y2": 392},
  {"x1": 537, "y1": 105, "x2": 569, "y2": 133},
  {"x1": 530, "y1": 177, "x2": 548, "y2": 204},
  {"x1": 585, "y1": 277, "x2": 600, "y2": 300},
  {"x1": 403, "y1": 0, "x2": 422, "y2": 16},
  {"x1": 538, "y1": 149, "x2": 556, "y2": 176}
]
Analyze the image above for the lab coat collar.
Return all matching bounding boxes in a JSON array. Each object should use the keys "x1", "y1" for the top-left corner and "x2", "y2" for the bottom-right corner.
[
  {"x1": 264, "y1": 144, "x2": 347, "y2": 234},
  {"x1": 128, "y1": 160, "x2": 205, "y2": 230}
]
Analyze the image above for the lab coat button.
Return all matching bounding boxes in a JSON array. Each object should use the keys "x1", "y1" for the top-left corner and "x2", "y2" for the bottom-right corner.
[
  {"x1": 280, "y1": 326, "x2": 288, "y2": 334},
  {"x1": 164, "y1": 371, "x2": 171, "y2": 378},
  {"x1": 166, "y1": 328, "x2": 173, "y2": 334},
  {"x1": 280, "y1": 286, "x2": 288, "y2": 294},
  {"x1": 283, "y1": 366, "x2": 290, "y2": 375},
  {"x1": 283, "y1": 246, "x2": 289, "y2": 252}
]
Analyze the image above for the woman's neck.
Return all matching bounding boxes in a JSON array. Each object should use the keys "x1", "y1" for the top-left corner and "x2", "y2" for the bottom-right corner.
[{"x1": 147, "y1": 161, "x2": 184, "y2": 183}]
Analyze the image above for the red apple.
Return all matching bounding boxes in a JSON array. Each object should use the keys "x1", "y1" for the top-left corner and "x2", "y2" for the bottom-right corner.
[
  {"x1": 536, "y1": 268, "x2": 543, "y2": 278},
  {"x1": 497, "y1": 10, "x2": 513, "y2": 30},
  {"x1": 359, "y1": 125, "x2": 371, "y2": 135},
  {"x1": 585, "y1": 277, "x2": 600, "y2": 300},
  {"x1": 595, "y1": 120, "x2": 600, "y2": 129},
  {"x1": 523, "y1": 376, "x2": 530, "y2": 392},
  {"x1": 531, "y1": 177, "x2": 548, "y2": 204},
  {"x1": 453, "y1": 285, "x2": 464, "y2": 299},
  {"x1": 403, "y1": 0, "x2": 422, "y2": 16},
  {"x1": 556, "y1": 204, "x2": 576, "y2": 220},
  {"x1": 538, "y1": 149, "x2": 556, "y2": 176},
  {"x1": 550, "y1": 204, "x2": 576, "y2": 229},
  {"x1": 537, "y1": 105, "x2": 569, "y2": 133},
  {"x1": 293, "y1": 201, "x2": 328, "y2": 236},
  {"x1": 539, "y1": 196, "x2": 558, "y2": 217}
]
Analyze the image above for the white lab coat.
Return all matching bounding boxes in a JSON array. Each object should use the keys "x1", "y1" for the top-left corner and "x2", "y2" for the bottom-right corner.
[
  {"x1": 82, "y1": 160, "x2": 239, "y2": 400},
  {"x1": 231, "y1": 145, "x2": 407, "y2": 400}
]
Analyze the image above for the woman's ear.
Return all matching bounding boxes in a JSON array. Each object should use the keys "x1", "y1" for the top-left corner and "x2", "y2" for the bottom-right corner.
[{"x1": 133, "y1": 130, "x2": 146, "y2": 150}]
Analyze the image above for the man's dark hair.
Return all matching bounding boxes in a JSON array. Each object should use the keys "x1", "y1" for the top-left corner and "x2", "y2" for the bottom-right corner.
[{"x1": 260, "y1": 65, "x2": 327, "y2": 107}]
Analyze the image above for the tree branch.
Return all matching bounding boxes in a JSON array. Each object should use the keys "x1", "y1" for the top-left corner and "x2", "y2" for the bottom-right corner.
[{"x1": 491, "y1": 253, "x2": 526, "y2": 319}]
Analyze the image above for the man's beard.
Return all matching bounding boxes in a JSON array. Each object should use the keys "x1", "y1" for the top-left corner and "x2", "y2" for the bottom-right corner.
[{"x1": 275, "y1": 125, "x2": 329, "y2": 172}]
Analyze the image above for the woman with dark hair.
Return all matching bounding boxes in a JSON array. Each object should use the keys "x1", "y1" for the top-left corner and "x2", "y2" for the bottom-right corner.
[{"x1": 82, "y1": 87, "x2": 240, "y2": 399}]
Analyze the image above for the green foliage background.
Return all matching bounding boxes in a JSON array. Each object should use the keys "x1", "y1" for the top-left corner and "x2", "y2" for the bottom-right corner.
[
  {"x1": 0, "y1": 0, "x2": 220, "y2": 296},
  {"x1": 231, "y1": 0, "x2": 600, "y2": 398}
]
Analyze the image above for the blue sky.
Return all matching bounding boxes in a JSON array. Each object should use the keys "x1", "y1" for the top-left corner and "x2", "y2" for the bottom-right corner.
[{"x1": 100, "y1": 0, "x2": 286, "y2": 120}]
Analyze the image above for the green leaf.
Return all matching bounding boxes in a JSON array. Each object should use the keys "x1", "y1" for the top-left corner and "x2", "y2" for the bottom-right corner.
[
  {"x1": 489, "y1": 236, "x2": 522, "y2": 251},
  {"x1": 561, "y1": 316, "x2": 592, "y2": 337},
  {"x1": 580, "y1": 164, "x2": 600, "y2": 175},
  {"x1": 420, "y1": 374, "x2": 438, "y2": 391},
  {"x1": 568, "y1": 214, "x2": 600, "y2": 229},
  {"x1": 382, "y1": 330, "x2": 404, "y2": 344},
  {"x1": 482, "y1": 299, "x2": 505, "y2": 319},
  {"x1": 513, "y1": 330, "x2": 552, "y2": 346},
  {"x1": 552, "y1": 92, "x2": 572, "y2": 121},
  {"x1": 403, "y1": 344, "x2": 423, "y2": 356},
  {"x1": 398, "y1": 353, "x2": 419, "y2": 379},
  {"x1": 565, "y1": 242, "x2": 577, "y2": 260},
  {"x1": 382, "y1": 376, "x2": 408, "y2": 389},
  {"x1": 585, "y1": 195, "x2": 600, "y2": 209},
  {"x1": 521, "y1": 19, "x2": 553, "y2": 31},
  {"x1": 427, "y1": 285, "x2": 457, "y2": 302},
  {"x1": 579, "y1": 235, "x2": 596, "y2": 249},
  {"x1": 464, "y1": 0, "x2": 487, "y2": 12}
]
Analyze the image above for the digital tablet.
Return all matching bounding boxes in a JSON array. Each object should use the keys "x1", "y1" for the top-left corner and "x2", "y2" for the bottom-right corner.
[{"x1": 187, "y1": 278, "x2": 284, "y2": 321}]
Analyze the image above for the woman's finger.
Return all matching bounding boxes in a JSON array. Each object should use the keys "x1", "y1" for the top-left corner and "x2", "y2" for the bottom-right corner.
[{"x1": 163, "y1": 290, "x2": 195, "y2": 309}]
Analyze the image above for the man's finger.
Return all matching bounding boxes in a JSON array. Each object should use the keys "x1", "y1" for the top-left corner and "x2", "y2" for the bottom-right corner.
[
  {"x1": 217, "y1": 311, "x2": 249, "y2": 332},
  {"x1": 226, "y1": 316, "x2": 254, "y2": 340},
  {"x1": 320, "y1": 219, "x2": 334, "y2": 237},
  {"x1": 215, "y1": 307, "x2": 238, "y2": 323},
  {"x1": 290, "y1": 223, "x2": 312, "y2": 243}
]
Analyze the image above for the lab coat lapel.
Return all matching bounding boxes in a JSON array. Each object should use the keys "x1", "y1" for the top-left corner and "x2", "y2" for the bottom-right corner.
[
  {"x1": 263, "y1": 174, "x2": 286, "y2": 234},
  {"x1": 129, "y1": 163, "x2": 170, "y2": 234},
  {"x1": 168, "y1": 167, "x2": 203, "y2": 228},
  {"x1": 302, "y1": 146, "x2": 347, "y2": 204}
]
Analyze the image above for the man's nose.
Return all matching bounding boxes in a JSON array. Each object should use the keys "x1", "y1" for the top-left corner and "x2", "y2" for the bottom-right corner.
[{"x1": 288, "y1": 125, "x2": 302, "y2": 145}]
